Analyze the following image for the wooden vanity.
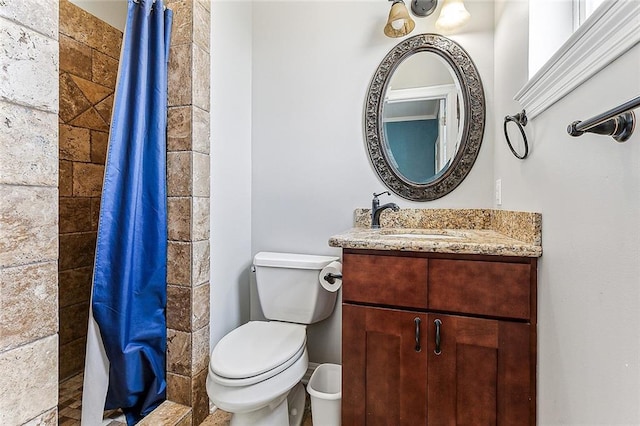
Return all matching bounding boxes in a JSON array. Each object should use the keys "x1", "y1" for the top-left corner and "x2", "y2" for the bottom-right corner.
[{"x1": 330, "y1": 209, "x2": 542, "y2": 425}]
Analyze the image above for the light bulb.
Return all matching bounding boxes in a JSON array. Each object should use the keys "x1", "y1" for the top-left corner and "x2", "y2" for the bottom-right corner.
[{"x1": 391, "y1": 19, "x2": 406, "y2": 30}]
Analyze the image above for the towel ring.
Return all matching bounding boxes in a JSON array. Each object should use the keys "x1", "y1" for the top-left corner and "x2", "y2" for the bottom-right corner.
[{"x1": 504, "y1": 110, "x2": 529, "y2": 159}]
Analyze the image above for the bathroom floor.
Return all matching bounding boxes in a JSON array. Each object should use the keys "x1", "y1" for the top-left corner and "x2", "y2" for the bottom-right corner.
[
  {"x1": 59, "y1": 373, "x2": 313, "y2": 425},
  {"x1": 57, "y1": 373, "x2": 127, "y2": 426},
  {"x1": 201, "y1": 392, "x2": 313, "y2": 426}
]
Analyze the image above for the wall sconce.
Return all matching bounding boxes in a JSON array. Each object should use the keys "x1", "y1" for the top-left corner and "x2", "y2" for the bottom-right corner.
[
  {"x1": 435, "y1": 0, "x2": 471, "y2": 31},
  {"x1": 384, "y1": 0, "x2": 415, "y2": 38}
]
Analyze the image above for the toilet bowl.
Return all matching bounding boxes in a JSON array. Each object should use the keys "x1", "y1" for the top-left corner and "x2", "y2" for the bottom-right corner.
[{"x1": 206, "y1": 252, "x2": 340, "y2": 426}]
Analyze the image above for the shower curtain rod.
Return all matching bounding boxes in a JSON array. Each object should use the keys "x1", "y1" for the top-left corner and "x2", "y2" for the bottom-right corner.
[{"x1": 567, "y1": 95, "x2": 639, "y2": 143}]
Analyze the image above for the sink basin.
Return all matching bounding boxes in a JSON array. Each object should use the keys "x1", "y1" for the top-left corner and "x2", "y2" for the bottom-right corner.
[{"x1": 379, "y1": 230, "x2": 468, "y2": 240}]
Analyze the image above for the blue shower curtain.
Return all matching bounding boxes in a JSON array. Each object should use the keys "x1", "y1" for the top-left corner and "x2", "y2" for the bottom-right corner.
[{"x1": 91, "y1": 0, "x2": 172, "y2": 423}]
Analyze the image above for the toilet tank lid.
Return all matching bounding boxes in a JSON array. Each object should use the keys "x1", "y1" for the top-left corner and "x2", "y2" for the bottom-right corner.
[{"x1": 254, "y1": 252, "x2": 339, "y2": 270}]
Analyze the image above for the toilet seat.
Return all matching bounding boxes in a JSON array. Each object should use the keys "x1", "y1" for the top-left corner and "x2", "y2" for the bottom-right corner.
[{"x1": 210, "y1": 321, "x2": 307, "y2": 387}]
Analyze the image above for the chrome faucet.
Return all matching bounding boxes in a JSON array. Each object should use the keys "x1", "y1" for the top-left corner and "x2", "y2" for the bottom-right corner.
[{"x1": 371, "y1": 191, "x2": 400, "y2": 229}]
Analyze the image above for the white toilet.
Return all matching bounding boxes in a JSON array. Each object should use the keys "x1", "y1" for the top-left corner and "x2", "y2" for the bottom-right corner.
[{"x1": 206, "y1": 252, "x2": 340, "y2": 426}]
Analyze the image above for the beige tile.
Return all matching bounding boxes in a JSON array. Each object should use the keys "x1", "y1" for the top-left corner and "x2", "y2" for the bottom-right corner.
[
  {"x1": 193, "y1": 0, "x2": 210, "y2": 52},
  {"x1": 60, "y1": 124, "x2": 91, "y2": 162},
  {"x1": 69, "y1": 107, "x2": 109, "y2": 132},
  {"x1": 0, "y1": 101, "x2": 58, "y2": 186},
  {"x1": 59, "y1": 232, "x2": 97, "y2": 271},
  {"x1": 192, "y1": 44, "x2": 210, "y2": 112},
  {"x1": 192, "y1": 152, "x2": 210, "y2": 197},
  {"x1": 59, "y1": 337, "x2": 86, "y2": 382},
  {"x1": 60, "y1": 72, "x2": 92, "y2": 124},
  {"x1": 167, "y1": 0, "x2": 193, "y2": 46},
  {"x1": 192, "y1": 283, "x2": 209, "y2": 331},
  {"x1": 192, "y1": 197, "x2": 210, "y2": 241},
  {"x1": 0, "y1": 19, "x2": 58, "y2": 112},
  {"x1": 0, "y1": 335, "x2": 58, "y2": 425},
  {"x1": 137, "y1": 400, "x2": 191, "y2": 426},
  {"x1": 167, "y1": 372, "x2": 192, "y2": 406},
  {"x1": 59, "y1": 302, "x2": 89, "y2": 345},
  {"x1": 73, "y1": 163, "x2": 105, "y2": 196},
  {"x1": 60, "y1": 160, "x2": 73, "y2": 196},
  {"x1": 95, "y1": 94, "x2": 115, "y2": 124},
  {"x1": 0, "y1": 262, "x2": 57, "y2": 351},
  {"x1": 192, "y1": 240, "x2": 210, "y2": 286},
  {"x1": 59, "y1": 0, "x2": 123, "y2": 60},
  {"x1": 22, "y1": 407, "x2": 58, "y2": 426},
  {"x1": 59, "y1": 197, "x2": 93, "y2": 234},
  {"x1": 92, "y1": 50, "x2": 119, "y2": 89},
  {"x1": 91, "y1": 131, "x2": 109, "y2": 165},
  {"x1": 168, "y1": 152, "x2": 193, "y2": 196},
  {"x1": 201, "y1": 410, "x2": 232, "y2": 426},
  {"x1": 168, "y1": 106, "x2": 192, "y2": 152},
  {"x1": 176, "y1": 412, "x2": 193, "y2": 426},
  {"x1": 168, "y1": 44, "x2": 193, "y2": 107},
  {"x1": 0, "y1": 0, "x2": 58, "y2": 39},
  {"x1": 167, "y1": 241, "x2": 192, "y2": 285},
  {"x1": 195, "y1": 0, "x2": 211, "y2": 12},
  {"x1": 167, "y1": 328, "x2": 191, "y2": 376},
  {"x1": 168, "y1": 197, "x2": 192, "y2": 242},
  {"x1": 191, "y1": 324, "x2": 209, "y2": 375},
  {"x1": 0, "y1": 185, "x2": 58, "y2": 267},
  {"x1": 167, "y1": 285, "x2": 191, "y2": 332},
  {"x1": 192, "y1": 107, "x2": 210, "y2": 154},
  {"x1": 58, "y1": 266, "x2": 92, "y2": 308},
  {"x1": 59, "y1": 34, "x2": 92, "y2": 79},
  {"x1": 192, "y1": 367, "x2": 209, "y2": 425},
  {"x1": 90, "y1": 197, "x2": 101, "y2": 230},
  {"x1": 69, "y1": 75, "x2": 112, "y2": 104}
]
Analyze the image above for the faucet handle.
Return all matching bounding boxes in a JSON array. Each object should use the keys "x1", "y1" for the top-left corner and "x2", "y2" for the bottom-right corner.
[{"x1": 373, "y1": 191, "x2": 391, "y2": 198}]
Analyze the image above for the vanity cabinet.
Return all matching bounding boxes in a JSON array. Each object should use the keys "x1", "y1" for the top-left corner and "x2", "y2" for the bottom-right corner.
[{"x1": 341, "y1": 250, "x2": 537, "y2": 425}]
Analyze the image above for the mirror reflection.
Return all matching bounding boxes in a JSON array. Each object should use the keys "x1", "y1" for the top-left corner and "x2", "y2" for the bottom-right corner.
[
  {"x1": 382, "y1": 52, "x2": 463, "y2": 184},
  {"x1": 364, "y1": 34, "x2": 485, "y2": 201}
]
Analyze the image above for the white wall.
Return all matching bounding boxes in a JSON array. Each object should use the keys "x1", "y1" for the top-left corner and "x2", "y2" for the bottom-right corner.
[
  {"x1": 210, "y1": 1, "x2": 253, "y2": 349},
  {"x1": 494, "y1": 1, "x2": 640, "y2": 423},
  {"x1": 250, "y1": 1, "x2": 495, "y2": 364},
  {"x1": 69, "y1": 0, "x2": 128, "y2": 31}
]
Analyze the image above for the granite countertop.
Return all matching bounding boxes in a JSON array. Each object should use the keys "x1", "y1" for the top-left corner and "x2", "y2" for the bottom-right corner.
[{"x1": 328, "y1": 208, "x2": 542, "y2": 258}]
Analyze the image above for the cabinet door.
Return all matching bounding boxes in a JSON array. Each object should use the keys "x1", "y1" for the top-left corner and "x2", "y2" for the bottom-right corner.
[
  {"x1": 427, "y1": 314, "x2": 532, "y2": 425},
  {"x1": 343, "y1": 304, "x2": 428, "y2": 426}
]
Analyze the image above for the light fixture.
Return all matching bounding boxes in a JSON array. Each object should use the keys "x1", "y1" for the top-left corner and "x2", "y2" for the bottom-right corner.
[
  {"x1": 435, "y1": 0, "x2": 470, "y2": 31},
  {"x1": 384, "y1": 0, "x2": 415, "y2": 38},
  {"x1": 411, "y1": 0, "x2": 438, "y2": 17}
]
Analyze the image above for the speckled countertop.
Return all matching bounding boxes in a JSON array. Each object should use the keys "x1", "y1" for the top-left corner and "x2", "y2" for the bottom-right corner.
[{"x1": 329, "y1": 208, "x2": 542, "y2": 257}]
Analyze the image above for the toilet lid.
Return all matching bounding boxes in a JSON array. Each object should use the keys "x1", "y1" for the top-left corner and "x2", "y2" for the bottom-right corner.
[{"x1": 211, "y1": 321, "x2": 306, "y2": 380}]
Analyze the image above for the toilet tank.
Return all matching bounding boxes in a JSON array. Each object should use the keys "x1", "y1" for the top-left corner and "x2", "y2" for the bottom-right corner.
[{"x1": 254, "y1": 252, "x2": 340, "y2": 324}]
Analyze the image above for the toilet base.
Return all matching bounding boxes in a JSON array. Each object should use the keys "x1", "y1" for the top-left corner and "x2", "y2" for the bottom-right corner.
[
  {"x1": 287, "y1": 382, "x2": 306, "y2": 426},
  {"x1": 229, "y1": 382, "x2": 305, "y2": 426}
]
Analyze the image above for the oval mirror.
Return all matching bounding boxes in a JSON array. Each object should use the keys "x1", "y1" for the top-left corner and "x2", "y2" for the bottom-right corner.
[{"x1": 364, "y1": 34, "x2": 485, "y2": 201}]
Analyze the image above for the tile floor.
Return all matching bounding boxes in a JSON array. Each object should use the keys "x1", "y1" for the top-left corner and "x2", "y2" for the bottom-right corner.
[
  {"x1": 59, "y1": 373, "x2": 313, "y2": 425},
  {"x1": 58, "y1": 373, "x2": 127, "y2": 426}
]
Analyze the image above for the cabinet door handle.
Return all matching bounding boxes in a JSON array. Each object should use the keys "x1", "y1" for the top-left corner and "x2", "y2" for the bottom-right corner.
[
  {"x1": 434, "y1": 319, "x2": 442, "y2": 355},
  {"x1": 414, "y1": 317, "x2": 421, "y2": 352}
]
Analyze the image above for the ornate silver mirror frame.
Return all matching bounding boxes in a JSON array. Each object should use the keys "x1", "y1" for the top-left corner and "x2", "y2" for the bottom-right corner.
[{"x1": 364, "y1": 34, "x2": 485, "y2": 201}]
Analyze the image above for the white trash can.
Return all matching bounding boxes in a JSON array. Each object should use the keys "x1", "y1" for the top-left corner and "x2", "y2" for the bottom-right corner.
[{"x1": 307, "y1": 363, "x2": 341, "y2": 426}]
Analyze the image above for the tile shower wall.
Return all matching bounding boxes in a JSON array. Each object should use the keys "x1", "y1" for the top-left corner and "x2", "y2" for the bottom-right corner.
[
  {"x1": 58, "y1": 0, "x2": 122, "y2": 382},
  {"x1": 0, "y1": 0, "x2": 60, "y2": 424},
  {"x1": 165, "y1": 0, "x2": 211, "y2": 423}
]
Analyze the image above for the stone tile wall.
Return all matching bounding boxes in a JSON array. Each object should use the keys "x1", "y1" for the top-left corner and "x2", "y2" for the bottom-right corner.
[
  {"x1": 57, "y1": 0, "x2": 122, "y2": 382},
  {"x1": 165, "y1": 0, "x2": 211, "y2": 423},
  {"x1": 0, "y1": 0, "x2": 210, "y2": 423},
  {"x1": 0, "y1": 0, "x2": 60, "y2": 424}
]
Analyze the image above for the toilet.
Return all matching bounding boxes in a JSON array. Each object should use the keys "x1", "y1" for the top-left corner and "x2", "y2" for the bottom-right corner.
[{"x1": 206, "y1": 252, "x2": 340, "y2": 426}]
